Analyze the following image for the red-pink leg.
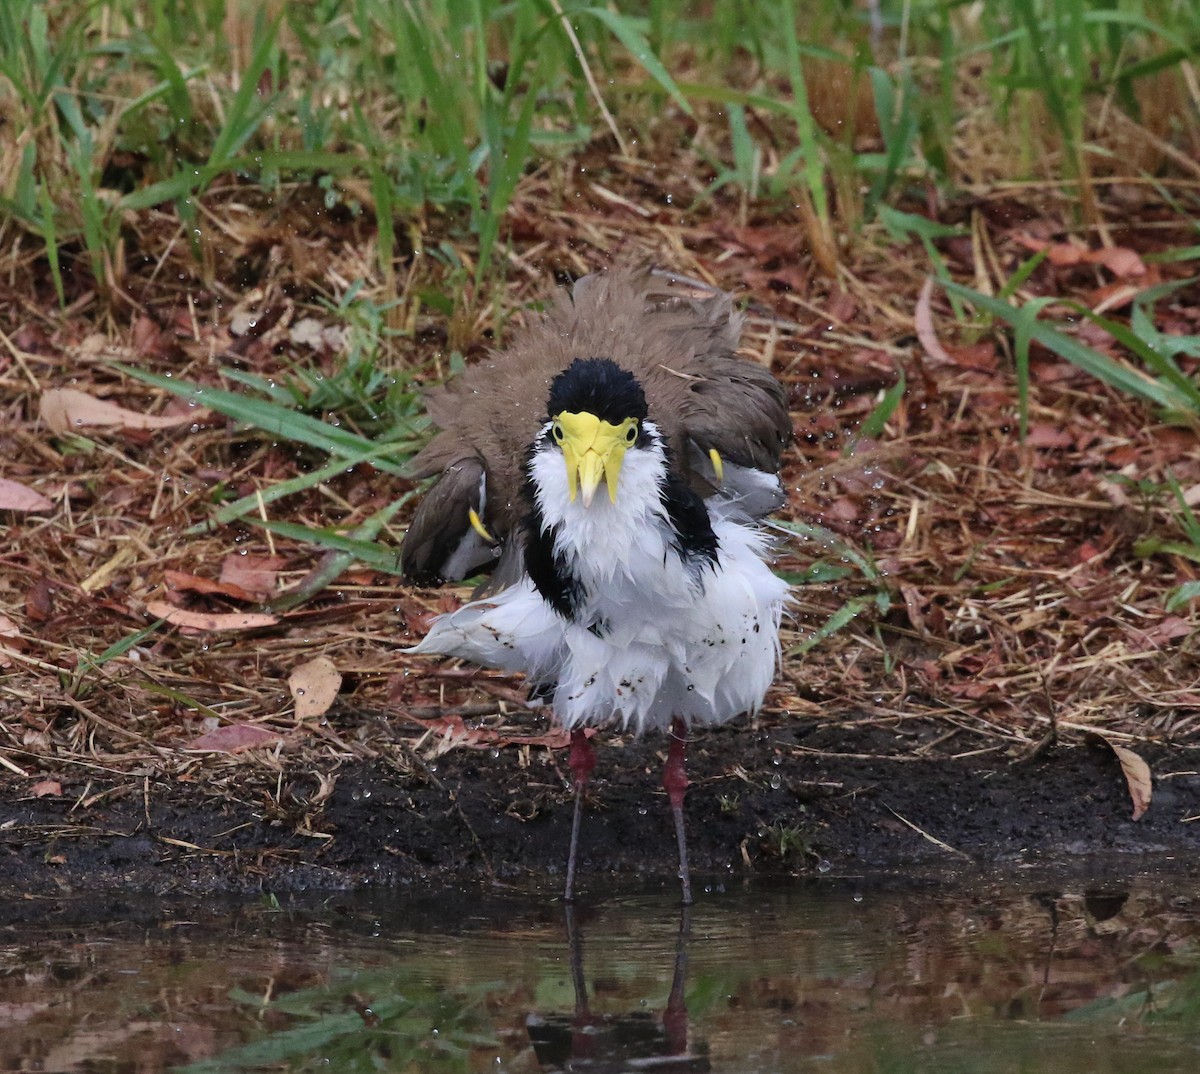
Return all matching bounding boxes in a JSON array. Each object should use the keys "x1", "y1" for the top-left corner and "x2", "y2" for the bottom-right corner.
[
  {"x1": 564, "y1": 729, "x2": 596, "y2": 903},
  {"x1": 662, "y1": 717, "x2": 693, "y2": 905}
]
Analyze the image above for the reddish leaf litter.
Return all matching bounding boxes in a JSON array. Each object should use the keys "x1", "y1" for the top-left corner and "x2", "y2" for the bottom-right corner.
[{"x1": 2, "y1": 150, "x2": 1199, "y2": 903}]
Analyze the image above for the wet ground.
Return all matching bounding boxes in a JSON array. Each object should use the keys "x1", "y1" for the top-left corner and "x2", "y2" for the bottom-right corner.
[
  {"x1": 3, "y1": 875, "x2": 1199, "y2": 1073},
  {"x1": 3, "y1": 718, "x2": 1198, "y2": 911}
]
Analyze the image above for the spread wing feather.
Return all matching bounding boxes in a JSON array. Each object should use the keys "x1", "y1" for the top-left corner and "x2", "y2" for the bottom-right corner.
[{"x1": 402, "y1": 268, "x2": 791, "y2": 584}]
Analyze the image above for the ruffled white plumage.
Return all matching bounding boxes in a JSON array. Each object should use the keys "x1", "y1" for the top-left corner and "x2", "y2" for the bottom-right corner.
[{"x1": 409, "y1": 421, "x2": 789, "y2": 735}]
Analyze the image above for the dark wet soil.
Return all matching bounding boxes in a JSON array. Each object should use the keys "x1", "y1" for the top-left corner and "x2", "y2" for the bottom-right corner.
[{"x1": 3, "y1": 718, "x2": 1198, "y2": 920}]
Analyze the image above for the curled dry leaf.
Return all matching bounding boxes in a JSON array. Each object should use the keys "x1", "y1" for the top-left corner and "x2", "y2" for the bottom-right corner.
[
  {"x1": 1090, "y1": 735, "x2": 1153, "y2": 821},
  {"x1": 1111, "y1": 743, "x2": 1153, "y2": 821},
  {"x1": 289, "y1": 656, "x2": 343, "y2": 720},
  {"x1": 187, "y1": 723, "x2": 285, "y2": 752},
  {"x1": 30, "y1": 779, "x2": 63, "y2": 797},
  {"x1": 0, "y1": 478, "x2": 54, "y2": 513},
  {"x1": 914, "y1": 277, "x2": 953, "y2": 364},
  {"x1": 145, "y1": 600, "x2": 278, "y2": 631},
  {"x1": 165, "y1": 569, "x2": 258, "y2": 603},
  {"x1": 0, "y1": 613, "x2": 20, "y2": 668},
  {"x1": 40, "y1": 388, "x2": 208, "y2": 435}
]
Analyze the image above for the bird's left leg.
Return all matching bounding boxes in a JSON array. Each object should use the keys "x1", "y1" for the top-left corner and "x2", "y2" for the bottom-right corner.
[
  {"x1": 564, "y1": 729, "x2": 596, "y2": 903},
  {"x1": 662, "y1": 717, "x2": 694, "y2": 905}
]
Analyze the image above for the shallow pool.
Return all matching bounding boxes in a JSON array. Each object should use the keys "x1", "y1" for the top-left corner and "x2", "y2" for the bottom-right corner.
[{"x1": 3, "y1": 869, "x2": 1198, "y2": 1073}]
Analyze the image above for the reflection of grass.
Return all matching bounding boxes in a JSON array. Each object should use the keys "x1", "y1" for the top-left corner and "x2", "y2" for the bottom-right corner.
[
  {"x1": 1065, "y1": 961, "x2": 1200, "y2": 1028},
  {"x1": 178, "y1": 972, "x2": 502, "y2": 1074}
]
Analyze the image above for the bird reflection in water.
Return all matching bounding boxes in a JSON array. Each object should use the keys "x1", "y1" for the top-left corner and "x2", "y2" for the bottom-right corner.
[{"x1": 526, "y1": 904, "x2": 710, "y2": 1072}]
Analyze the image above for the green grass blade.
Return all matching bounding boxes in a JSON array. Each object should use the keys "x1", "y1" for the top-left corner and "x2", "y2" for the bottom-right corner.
[
  {"x1": 113, "y1": 365, "x2": 411, "y2": 474},
  {"x1": 583, "y1": 7, "x2": 692, "y2": 116},
  {"x1": 251, "y1": 520, "x2": 403, "y2": 574},
  {"x1": 941, "y1": 282, "x2": 1186, "y2": 413}
]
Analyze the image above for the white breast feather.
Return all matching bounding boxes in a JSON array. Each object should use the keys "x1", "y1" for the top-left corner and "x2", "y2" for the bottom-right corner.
[{"x1": 409, "y1": 421, "x2": 789, "y2": 734}]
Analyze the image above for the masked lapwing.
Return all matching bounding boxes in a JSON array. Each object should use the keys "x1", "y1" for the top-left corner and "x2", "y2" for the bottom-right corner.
[{"x1": 404, "y1": 268, "x2": 792, "y2": 904}]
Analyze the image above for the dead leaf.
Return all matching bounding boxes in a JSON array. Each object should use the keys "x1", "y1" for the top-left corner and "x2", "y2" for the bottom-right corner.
[
  {"x1": 186, "y1": 723, "x2": 285, "y2": 752},
  {"x1": 1025, "y1": 424, "x2": 1075, "y2": 449},
  {"x1": 938, "y1": 341, "x2": 999, "y2": 373},
  {"x1": 40, "y1": 388, "x2": 208, "y2": 435},
  {"x1": 289, "y1": 656, "x2": 343, "y2": 720},
  {"x1": 899, "y1": 584, "x2": 930, "y2": 635},
  {"x1": 219, "y1": 554, "x2": 284, "y2": 598},
  {"x1": 24, "y1": 576, "x2": 55, "y2": 621},
  {"x1": 0, "y1": 614, "x2": 19, "y2": 668},
  {"x1": 915, "y1": 277, "x2": 954, "y2": 364},
  {"x1": 1126, "y1": 615, "x2": 1194, "y2": 652},
  {"x1": 145, "y1": 600, "x2": 279, "y2": 631},
  {"x1": 1015, "y1": 235, "x2": 1148, "y2": 277},
  {"x1": 1092, "y1": 246, "x2": 1147, "y2": 278},
  {"x1": 0, "y1": 478, "x2": 54, "y2": 512},
  {"x1": 30, "y1": 779, "x2": 62, "y2": 798},
  {"x1": 1090, "y1": 282, "x2": 1140, "y2": 314},
  {"x1": 1092, "y1": 737, "x2": 1153, "y2": 821},
  {"x1": 165, "y1": 569, "x2": 258, "y2": 603}
]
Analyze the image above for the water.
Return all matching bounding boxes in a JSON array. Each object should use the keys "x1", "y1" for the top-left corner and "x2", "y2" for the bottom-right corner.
[{"x1": 3, "y1": 872, "x2": 1198, "y2": 1073}]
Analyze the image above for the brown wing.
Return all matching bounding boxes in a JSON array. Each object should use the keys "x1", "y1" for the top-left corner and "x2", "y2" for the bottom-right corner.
[{"x1": 401, "y1": 268, "x2": 792, "y2": 584}]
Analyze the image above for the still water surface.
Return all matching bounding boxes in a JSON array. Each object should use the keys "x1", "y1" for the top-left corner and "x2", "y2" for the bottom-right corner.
[{"x1": 3, "y1": 871, "x2": 1198, "y2": 1073}]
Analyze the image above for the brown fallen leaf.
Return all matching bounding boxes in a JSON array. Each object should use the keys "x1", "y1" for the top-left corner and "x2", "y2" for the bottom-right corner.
[
  {"x1": 1110, "y1": 742, "x2": 1153, "y2": 821},
  {"x1": 1088, "y1": 733, "x2": 1153, "y2": 821},
  {"x1": 1025, "y1": 424, "x2": 1075, "y2": 449},
  {"x1": 1091, "y1": 246, "x2": 1148, "y2": 278},
  {"x1": 40, "y1": 388, "x2": 208, "y2": 435},
  {"x1": 164, "y1": 569, "x2": 258, "y2": 603},
  {"x1": 0, "y1": 478, "x2": 54, "y2": 512},
  {"x1": 0, "y1": 613, "x2": 20, "y2": 668},
  {"x1": 145, "y1": 600, "x2": 279, "y2": 631},
  {"x1": 1126, "y1": 615, "x2": 1194, "y2": 652},
  {"x1": 25, "y1": 576, "x2": 56, "y2": 621},
  {"x1": 30, "y1": 779, "x2": 63, "y2": 797},
  {"x1": 1015, "y1": 236, "x2": 1147, "y2": 277},
  {"x1": 220, "y1": 553, "x2": 285, "y2": 598},
  {"x1": 186, "y1": 723, "x2": 286, "y2": 752},
  {"x1": 914, "y1": 277, "x2": 954, "y2": 364},
  {"x1": 289, "y1": 656, "x2": 343, "y2": 720}
]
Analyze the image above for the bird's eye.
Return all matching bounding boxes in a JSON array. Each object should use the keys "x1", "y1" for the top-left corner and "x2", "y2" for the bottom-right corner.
[
  {"x1": 624, "y1": 422, "x2": 638, "y2": 443},
  {"x1": 552, "y1": 422, "x2": 564, "y2": 443}
]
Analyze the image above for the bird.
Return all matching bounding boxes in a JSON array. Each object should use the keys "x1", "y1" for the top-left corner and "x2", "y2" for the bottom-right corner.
[{"x1": 403, "y1": 267, "x2": 792, "y2": 904}]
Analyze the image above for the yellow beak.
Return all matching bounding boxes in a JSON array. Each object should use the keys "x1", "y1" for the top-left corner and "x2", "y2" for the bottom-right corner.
[{"x1": 555, "y1": 411, "x2": 637, "y2": 507}]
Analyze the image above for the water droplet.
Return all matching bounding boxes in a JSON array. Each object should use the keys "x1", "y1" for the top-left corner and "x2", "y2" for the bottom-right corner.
[
  {"x1": 769, "y1": 774, "x2": 782, "y2": 790},
  {"x1": 817, "y1": 859, "x2": 832, "y2": 874}
]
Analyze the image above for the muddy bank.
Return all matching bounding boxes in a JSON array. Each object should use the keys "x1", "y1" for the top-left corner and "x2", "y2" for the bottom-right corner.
[{"x1": 3, "y1": 719, "x2": 1198, "y2": 918}]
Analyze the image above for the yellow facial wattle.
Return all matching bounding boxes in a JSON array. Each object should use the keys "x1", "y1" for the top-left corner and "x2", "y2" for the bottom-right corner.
[{"x1": 553, "y1": 411, "x2": 639, "y2": 507}]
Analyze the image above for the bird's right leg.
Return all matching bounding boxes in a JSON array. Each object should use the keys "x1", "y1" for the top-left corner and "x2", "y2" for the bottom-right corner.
[{"x1": 564, "y1": 728, "x2": 596, "y2": 903}]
